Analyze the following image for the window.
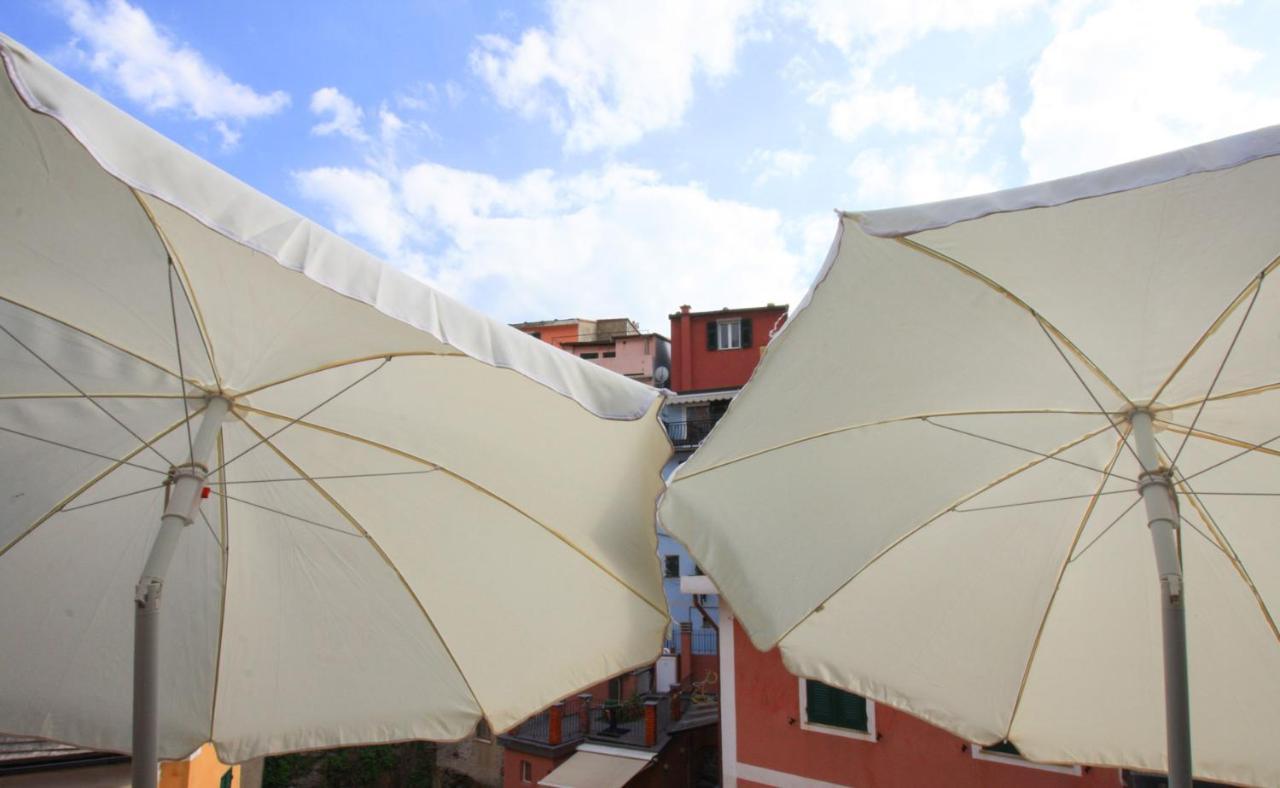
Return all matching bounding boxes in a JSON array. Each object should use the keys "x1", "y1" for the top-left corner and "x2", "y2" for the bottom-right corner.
[
  {"x1": 664, "y1": 555, "x2": 681, "y2": 578},
  {"x1": 799, "y1": 679, "x2": 875, "y2": 741},
  {"x1": 707, "y1": 318, "x2": 754, "y2": 351},
  {"x1": 971, "y1": 740, "x2": 1082, "y2": 775},
  {"x1": 521, "y1": 760, "x2": 533, "y2": 783},
  {"x1": 530, "y1": 331, "x2": 541, "y2": 339},
  {"x1": 220, "y1": 769, "x2": 233, "y2": 788},
  {"x1": 475, "y1": 719, "x2": 493, "y2": 743},
  {"x1": 581, "y1": 352, "x2": 599, "y2": 359},
  {"x1": 603, "y1": 351, "x2": 616, "y2": 358}
]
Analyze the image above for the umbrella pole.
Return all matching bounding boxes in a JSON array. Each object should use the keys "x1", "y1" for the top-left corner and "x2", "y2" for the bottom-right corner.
[
  {"x1": 1130, "y1": 410, "x2": 1192, "y2": 788},
  {"x1": 132, "y1": 396, "x2": 229, "y2": 788}
]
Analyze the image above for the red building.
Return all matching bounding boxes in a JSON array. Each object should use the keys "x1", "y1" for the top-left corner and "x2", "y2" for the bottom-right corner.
[
  {"x1": 668, "y1": 304, "x2": 788, "y2": 393},
  {"x1": 704, "y1": 591, "x2": 1125, "y2": 787}
]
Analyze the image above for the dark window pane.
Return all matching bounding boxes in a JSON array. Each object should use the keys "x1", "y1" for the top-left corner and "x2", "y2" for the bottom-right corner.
[
  {"x1": 806, "y1": 680, "x2": 868, "y2": 732},
  {"x1": 664, "y1": 555, "x2": 681, "y2": 578}
]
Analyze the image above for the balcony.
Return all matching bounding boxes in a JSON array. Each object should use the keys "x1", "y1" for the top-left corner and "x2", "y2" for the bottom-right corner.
[{"x1": 664, "y1": 418, "x2": 719, "y2": 450}]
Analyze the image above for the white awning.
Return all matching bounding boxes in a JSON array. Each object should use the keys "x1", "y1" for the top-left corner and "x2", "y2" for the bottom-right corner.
[
  {"x1": 665, "y1": 389, "x2": 738, "y2": 406},
  {"x1": 539, "y1": 749, "x2": 654, "y2": 788}
]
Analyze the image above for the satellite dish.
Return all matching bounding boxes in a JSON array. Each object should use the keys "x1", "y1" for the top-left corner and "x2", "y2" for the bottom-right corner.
[{"x1": 653, "y1": 365, "x2": 670, "y2": 386}]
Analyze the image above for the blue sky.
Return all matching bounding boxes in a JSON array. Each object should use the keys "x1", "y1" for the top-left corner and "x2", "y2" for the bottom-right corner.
[{"x1": 5, "y1": 0, "x2": 1279, "y2": 335}]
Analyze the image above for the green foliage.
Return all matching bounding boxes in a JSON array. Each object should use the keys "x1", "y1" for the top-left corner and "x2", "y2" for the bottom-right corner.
[{"x1": 261, "y1": 741, "x2": 436, "y2": 787}]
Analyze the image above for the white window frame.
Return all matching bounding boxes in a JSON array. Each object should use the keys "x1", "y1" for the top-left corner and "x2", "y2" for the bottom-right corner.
[
  {"x1": 970, "y1": 742, "x2": 1082, "y2": 776},
  {"x1": 797, "y1": 678, "x2": 877, "y2": 742},
  {"x1": 717, "y1": 319, "x2": 742, "y2": 350},
  {"x1": 521, "y1": 759, "x2": 533, "y2": 783}
]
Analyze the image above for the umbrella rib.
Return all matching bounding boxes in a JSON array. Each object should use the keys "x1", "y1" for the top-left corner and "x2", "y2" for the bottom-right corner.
[
  {"x1": 1151, "y1": 253, "x2": 1280, "y2": 405},
  {"x1": 232, "y1": 413, "x2": 489, "y2": 720},
  {"x1": 1003, "y1": 429, "x2": 1130, "y2": 740},
  {"x1": 0, "y1": 320, "x2": 175, "y2": 467},
  {"x1": 237, "y1": 403, "x2": 671, "y2": 619},
  {"x1": 1170, "y1": 271, "x2": 1264, "y2": 470},
  {"x1": 234, "y1": 351, "x2": 468, "y2": 400},
  {"x1": 0, "y1": 409, "x2": 196, "y2": 560},
  {"x1": 210, "y1": 357, "x2": 392, "y2": 476},
  {"x1": 1065, "y1": 497, "x2": 1142, "y2": 565},
  {"x1": 207, "y1": 488, "x2": 358, "y2": 538},
  {"x1": 1165, "y1": 452, "x2": 1280, "y2": 646},
  {"x1": 895, "y1": 237, "x2": 1132, "y2": 407},
  {"x1": 923, "y1": 417, "x2": 1136, "y2": 483},
  {"x1": 672, "y1": 408, "x2": 1118, "y2": 484},
  {"x1": 0, "y1": 296, "x2": 198, "y2": 387},
  {"x1": 953, "y1": 488, "x2": 1132, "y2": 514},
  {"x1": 0, "y1": 424, "x2": 168, "y2": 474},
  {"x1": 1032, "y1": 317, "x2": 1143, "y2": 468},
  {"x1": 131, "y1": 188, "x2": 224, "y2": 391},
  {"x1": 770, "y1": 423, "x2": 1114, "y2": 649},
  {"x1": 210, "y1": 469, "x2": 444, "y2": 485},
  {"x1": 1156, "y1": 421, "x2": 1280, "y2": 483},
  {"x1": 166, "y1": 258, "x2": 195, "y2": 458},
  {"x1": 0, "y1": 393, "x2": 192, "y2": 400},
  {"x1": 1158, "y1": 380, "x2": 1280, "y2": 413},
  {"x1": 57, "y1": 483, "x2": 166, "y2": 513}
]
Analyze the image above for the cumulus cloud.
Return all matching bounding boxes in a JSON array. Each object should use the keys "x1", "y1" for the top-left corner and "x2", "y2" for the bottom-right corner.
[
  {"x1": 310, "y1": 87, "x2": 368, "y2": 141},
  {"x1": 787, "y1": 0, "x2": 1044, "y2": 64},
  {"x1": 1022, "y1": 0, "x2": 1280, "y2": 181},
  {"x1": 59, "y1": 0, "x2": 288, "y2": 147},
  {"x1": 296, "y1": 160, "x2": 814, "y2": 333},
  {"x1": 470, "y1": 0, "x2": 761, "y2": 151},
  {"x1": 747, "y1": 148, "x2": 816, "y2": 185}
]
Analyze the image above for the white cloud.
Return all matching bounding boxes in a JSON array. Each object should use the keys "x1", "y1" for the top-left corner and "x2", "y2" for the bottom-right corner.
[
  {"x1": 748, "y1": 148, "x2": 816, "y2": 184},
  {"x1": 788, "y1": 0, "x2": 1044, "y2": 64},
  {"x1": 827, "y1": 77, "x2": 1010, "y2": 141},
  {"x1": 297, "y1": 159, "x2": 813, "y2": 334},
  {"x1": 849, "y1": 142, "x2": 1005, "y2": 207},
  {"x1": 822, "y1": 76, "x2": 1010, "y2": 208},
  {"x1": 59, "y1": 0, "x2": 288, "y2": 146},
  {"x1": 310, "y1": 87, "x2": 368, "y2": 141},
  {"x1": 470, "y1": 0, "x2": 761, "y2": 151},
  {"x1": 1021, "y1": 0, "x2": 1280, "y2": 181}
]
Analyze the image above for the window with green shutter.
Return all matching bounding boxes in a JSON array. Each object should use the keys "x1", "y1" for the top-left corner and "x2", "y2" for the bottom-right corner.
[
  {"x1": 804, "y1": 680, "x2": 869, "y2": 733},
  {"x1": 220, "y1": 768, "x2": 233, "y2": 788}
]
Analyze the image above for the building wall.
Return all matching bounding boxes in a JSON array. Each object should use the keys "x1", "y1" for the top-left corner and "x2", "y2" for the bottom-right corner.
[
  {"x1": 159, "y1": 744, "x2": 239, "y2": 787},
  {"x1": 727, "y1": 618, "x2": 1119, "y2": 788},
  {"x1": 517, "y1": 322, "x2": 580, "y2": 348},
  {"x1": 437, "y1": 736, "x2": 504, "y2": 786},
  {"x1": 669, "y1": 306, "x2": 786, "y2": 393},
  {"x1": 502, "y1": 749, "x2": 559, "y2": 788}
]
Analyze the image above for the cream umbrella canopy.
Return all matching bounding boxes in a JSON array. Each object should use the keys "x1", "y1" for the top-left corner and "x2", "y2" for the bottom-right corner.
[
  {"x1": 659, "y1": 126, "x2": 1280, "y2": 787},
  {"x1": 0, "y1": 34, "x2": 672, "y2": 786}
]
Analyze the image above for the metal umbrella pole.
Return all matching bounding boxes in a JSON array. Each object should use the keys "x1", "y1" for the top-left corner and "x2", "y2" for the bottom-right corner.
[
  {"x1": 1130, "y1": 409, "x2": 1192, "y2": 788},
  {"x1": 133, "y1": 396, "x2": 230, "y2": 788}
]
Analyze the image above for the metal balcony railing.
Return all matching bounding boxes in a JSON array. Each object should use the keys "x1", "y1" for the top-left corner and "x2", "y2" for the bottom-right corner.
[{"x1": 664, "y1": 418, "x2": 719, "y2": 449}]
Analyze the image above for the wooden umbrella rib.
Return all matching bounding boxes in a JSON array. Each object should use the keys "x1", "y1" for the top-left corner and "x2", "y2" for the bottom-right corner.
[
  {"x1": 0, "y1": 408, "x2": 198, "y2": 560},
  {"x1": 671, "y1": 408, "x2": 1119, "y2": 484},
  {"x1": 1151, "y1": 253, "x2": 1279, "y2": 405},
  {"x1": 1002, "y1": 429, "x2": 1129, "y2": 740},
  {"x1": 0, "y1": 295, "x2": 199, "y2": 387},
  {"x1": 770, "y1": 422, "x2": 1115, "y2": 650},
  {"x1": 1154, "y1": 419, "x2": 1280, "y2": 461},
  {"x1": 236, "y1": 403, "x2": 670, "y2": 620},
  {"x1": 895, "y1": 237, "x2": 1131, "y2": 407},
  {"x1": 231, "y1": 412, "x2": 487, "y2": 722},
  {"x1": 234, "y1": 351, "x2": 467, "y2": 400},
  {"x1": 130, "y1": 188, "x2": 224, "y2": 392}
]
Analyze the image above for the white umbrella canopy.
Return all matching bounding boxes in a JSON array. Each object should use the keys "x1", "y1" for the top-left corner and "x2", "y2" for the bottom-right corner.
[
  {"x1": 0, "y1": 33, "x2": 672, "y2": 768},
  {"x1": 659, "y1": 127, "x2": 1280, "y2": 786}
]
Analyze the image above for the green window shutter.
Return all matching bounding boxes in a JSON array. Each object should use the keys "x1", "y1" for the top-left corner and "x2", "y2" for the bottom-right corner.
[
  {"x1": 806, "y1": 681, "x2": 868, "y2": 732},
  {"x1": 220, "y1": 768, "x2": 233, "y2": 788},
  {"x1": 741, "y1": 318, "x2": 753, "y2": 348},
  {"x1": 706, "y1": 321, "x2": 718, "y2": 350}
]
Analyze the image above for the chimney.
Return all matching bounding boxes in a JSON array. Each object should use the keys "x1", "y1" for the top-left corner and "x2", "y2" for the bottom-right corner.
[
  {"x1": 679, "y1": 622, "x2": 693, "y2": 685},
  {"x1": 675, "y1": 306, "x2": 693, "y2": 391},
  {"x1": 548, "y1": 701, "x2": 564, "y2": 746},
  {"x1": 644, "y1": 700, "x2": 659, "y2": 747}
]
